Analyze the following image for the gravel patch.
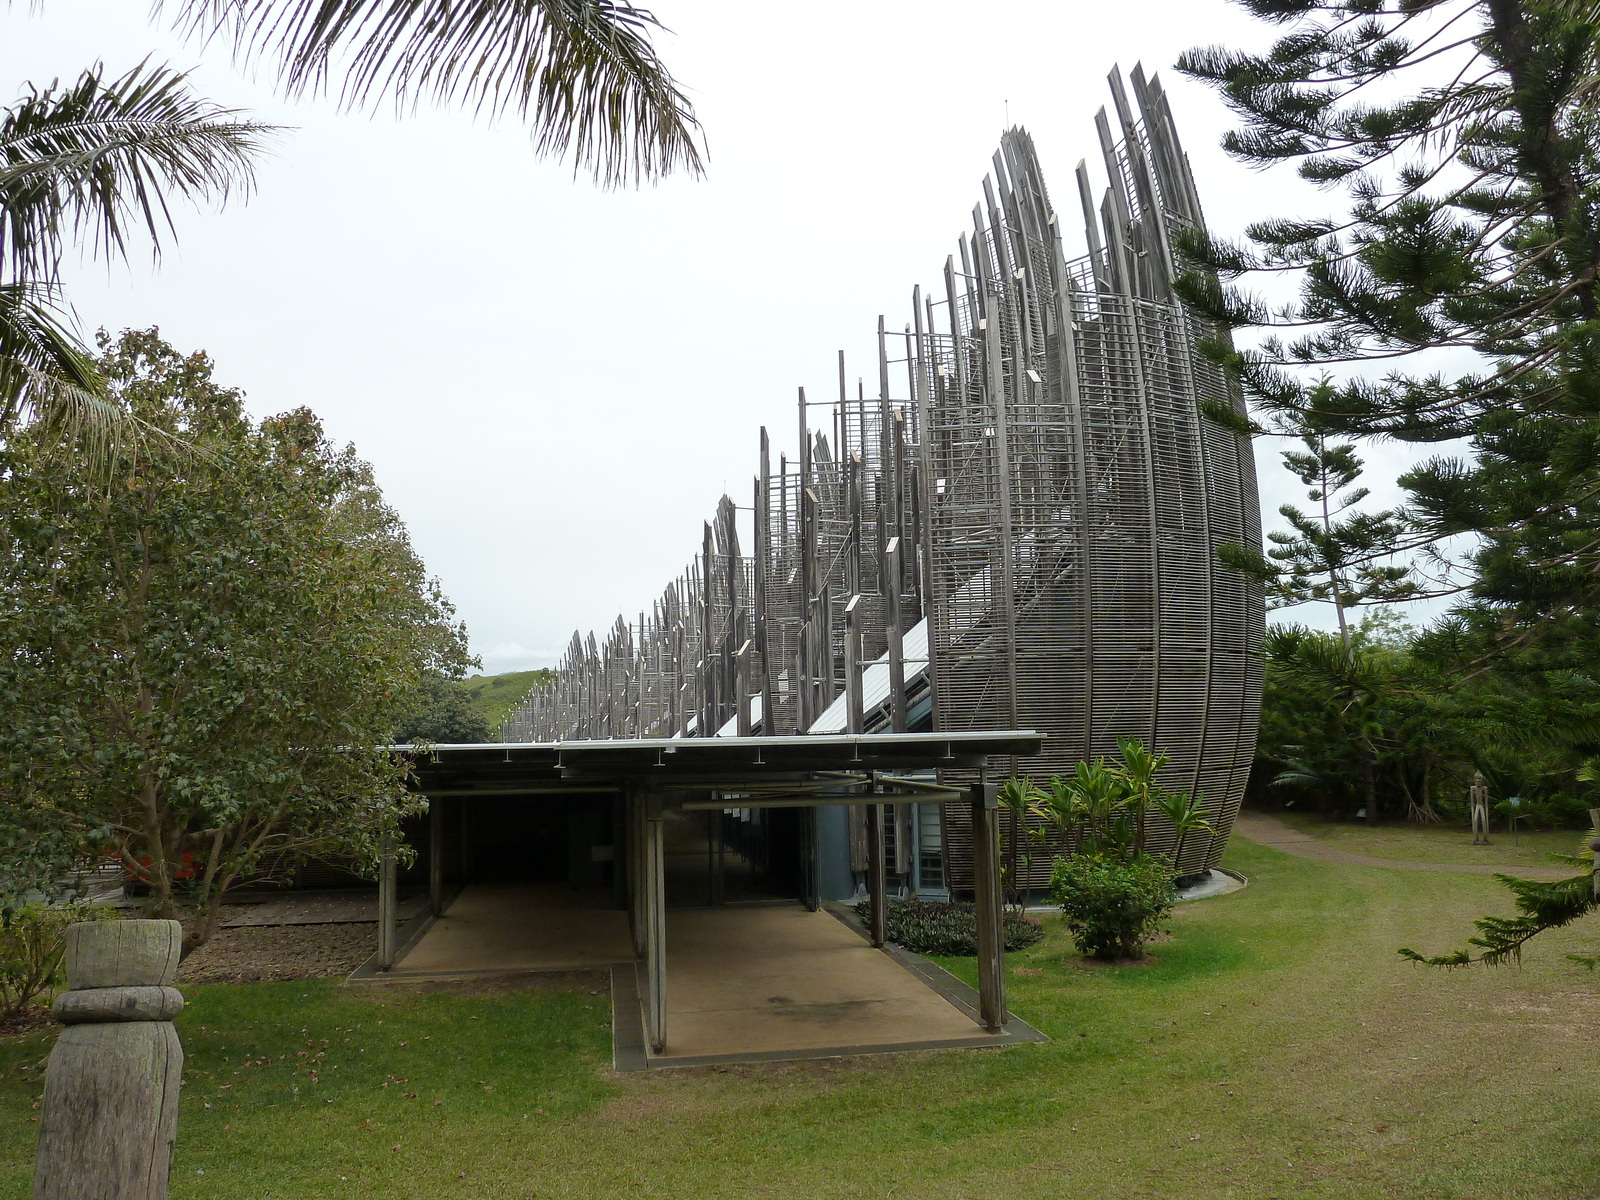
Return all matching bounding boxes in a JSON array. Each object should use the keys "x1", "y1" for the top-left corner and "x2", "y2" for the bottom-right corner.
[{"x1": 178, "y1": 922, "x2": 375, "y2": 985}]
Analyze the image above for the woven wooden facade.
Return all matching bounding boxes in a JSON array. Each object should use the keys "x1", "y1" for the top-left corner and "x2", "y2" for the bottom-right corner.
[{"x1": 503, "y1": 66, "x2": 1264, "y2": 884}]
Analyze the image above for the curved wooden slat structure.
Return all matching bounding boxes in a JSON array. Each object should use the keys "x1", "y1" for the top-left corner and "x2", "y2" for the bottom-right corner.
[{"x1": 502, "y1": 65, "x2": 1264, "y2": 887}]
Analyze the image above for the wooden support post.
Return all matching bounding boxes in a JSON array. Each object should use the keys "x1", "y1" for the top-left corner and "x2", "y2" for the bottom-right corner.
[
  {"x1": 867, "y1": 801, "x2": 887, "y2": 947},
  {"x1": 885, "y1": 537, "x2": 907, "y2": 733},
  {"x1": 970, "y1": 781, "x2": 1008, "y2": 1031},
  {"x1": 627, "y1": 786, "x2": 646, "y2": 958},
  {"x1": 801, "y1": 807, "x2": 821, "y2": 913},
  {"x1": 845, "y1": 595, "x2": 864, "y2": 734},
  {"x1": 735, "y1": 639, "x2": 753, "y2": 736},
  {"x1": 33, "y1": 920, "x2": 184, "y2": 1200},
  {"x1": 428, "y1": 798, "x2": 444, "y2": 917},
  {"x1": 378, "y1": 829, "x2": 397, "y2": 972},
  {"x1": 643, "y1": 795, "x2": 668, "y2": 1055}
]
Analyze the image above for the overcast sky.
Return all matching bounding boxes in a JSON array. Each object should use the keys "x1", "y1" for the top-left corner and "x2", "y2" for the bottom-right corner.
[{"x1": 4, "y1": 0, "x2": 1455, "y2": 675}]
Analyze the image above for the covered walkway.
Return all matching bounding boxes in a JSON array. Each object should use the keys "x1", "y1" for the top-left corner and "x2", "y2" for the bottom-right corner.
[
  {"x1": 369, "y1": 732, "x2": 1044, "y2": 1066},
  {"x1": 361, "y1": 882, "x2": 1043, "y2": 1067}
]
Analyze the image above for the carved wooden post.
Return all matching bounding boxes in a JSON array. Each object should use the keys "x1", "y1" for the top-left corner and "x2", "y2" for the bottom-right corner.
[{"x1": 34, "y1": 919, "x2": 184, "y2": 1200}]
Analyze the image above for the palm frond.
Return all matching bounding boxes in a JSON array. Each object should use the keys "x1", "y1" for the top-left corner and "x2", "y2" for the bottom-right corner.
[
  {"x1": 0, "y1": 60, "x2": 275, "y2": 285},
  {"x1": 0, "y1": 283, "x2": 133, "y2": 468},
  {"x1": 174, "y1": 0, "x2": 702, "y2": 187}
]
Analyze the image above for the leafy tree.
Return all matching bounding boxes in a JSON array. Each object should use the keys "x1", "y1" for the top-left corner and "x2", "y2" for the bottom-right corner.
[
  {"x1": 1, "y1": 64, "x2": 268, "y2": 459},
  {"x1": 393, "y1": 672, "x2": 492, "y2": 745},
  {"x1": 0, "y1": 328, "x2": 473, "y2": 950}
]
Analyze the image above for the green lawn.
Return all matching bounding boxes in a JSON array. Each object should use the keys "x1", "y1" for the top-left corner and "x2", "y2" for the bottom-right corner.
[
  {"x1": 4, "y1": 839, "x2": 1599, "y2": 1198},
  {"x1": 1269, "y1": 808, "x2": 1586, "y2": 869}
]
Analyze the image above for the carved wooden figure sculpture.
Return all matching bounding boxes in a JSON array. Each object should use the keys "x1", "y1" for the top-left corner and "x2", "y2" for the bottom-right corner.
[
  {"x1": 33, "y1": 920, "x2": 184, "y2": 1200},
  {"x1": 1470, "y1": 771, "x2": 1492, "y2": 846}
]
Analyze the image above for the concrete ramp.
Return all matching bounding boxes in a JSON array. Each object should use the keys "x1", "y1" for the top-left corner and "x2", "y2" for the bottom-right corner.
[{"x1": 650, "y1": 906, "x2": 1002, "y2": 1063}]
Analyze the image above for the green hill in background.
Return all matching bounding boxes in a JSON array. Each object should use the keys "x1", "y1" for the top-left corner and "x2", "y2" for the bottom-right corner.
[{"x1": 454, "y1": 668, "x2": 554, "y2": 736}]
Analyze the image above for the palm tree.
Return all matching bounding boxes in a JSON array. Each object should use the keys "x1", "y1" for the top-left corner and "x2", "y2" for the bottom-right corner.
[
  {"x1": 7, "y1": 2, "x2": 702, "y2": 460},
  {"x1": 172, "y1": 0, "x2": 704, "y2": 187},
  {"x1": 2, "y1": 61, "x2": 270, "y2": 462}
]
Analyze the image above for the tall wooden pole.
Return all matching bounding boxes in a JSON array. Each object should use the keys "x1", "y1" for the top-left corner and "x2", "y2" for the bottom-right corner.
[
  {"x1": 643, "y1": 793, "x2": 667, "y2": 1055},
  {"x1": 378, "y1": 829, "x2": 397, "y2": 971},
  {"x1": 428, "y1": 799, "x2": 445, "y2": 917},
  {"x1": 970, "y1": 780, "x2": 1008, "y2": 1031},
  {"x1": 866, "y1": 799, "x2": 887, "y2": 948}
]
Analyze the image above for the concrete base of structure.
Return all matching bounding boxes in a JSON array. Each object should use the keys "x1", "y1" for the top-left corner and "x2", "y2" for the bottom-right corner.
[{"x1": 349, "y1": 884, "x2": 1045, "y2": 1068}]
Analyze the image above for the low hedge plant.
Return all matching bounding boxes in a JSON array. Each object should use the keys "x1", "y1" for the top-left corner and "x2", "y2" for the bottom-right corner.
[
  {"x1": 1049, "y1": 853, "x2": 1176, "y2": 960},
  {"x1": 852, "y1": 896, "x2": 1043, "y2": 956}
]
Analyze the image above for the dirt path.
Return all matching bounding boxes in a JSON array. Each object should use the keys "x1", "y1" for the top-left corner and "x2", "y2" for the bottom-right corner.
[{"x1": 1231, "y1": 811, "x2": 1571, "y2": 879}]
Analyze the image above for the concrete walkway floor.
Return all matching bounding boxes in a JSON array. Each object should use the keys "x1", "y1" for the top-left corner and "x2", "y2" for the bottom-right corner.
[
  {"x1": 388, "y1": 883, "x2": 634, "y2": 975},
  {"x1": 369, "y1": 885, "x2": 1041, "y2": 1066},
  {"x1": 650, "y1": 906, "x2": 1004, "y2": 1064}
]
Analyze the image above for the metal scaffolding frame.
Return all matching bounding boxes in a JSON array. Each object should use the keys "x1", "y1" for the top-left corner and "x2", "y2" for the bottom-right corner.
[{"x1": 502, "y1": 65, "x2": 1265, "y2": 888}]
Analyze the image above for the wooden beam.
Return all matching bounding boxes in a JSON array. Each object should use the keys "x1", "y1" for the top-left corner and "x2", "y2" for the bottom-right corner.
[
  {"x1": 844, "y1": 595, "x2": 864, "y2": 734},
  {"x1": 377, "y1": 830, "x2": 397, "y2": 972},
  {"x1": 866, "y1": 802, "x2": 887, "y2": 947},
  {"x1": 885, "y1": 537, "x2": 907, "y2": 733},
  {"x1": 970, "y1": 782, "x2": 1007, "y2": 1031},
  {"x1": 643, "y1": 794, "x2": 667, "y2": 1055},
  {"x1": 428, "y1": 798, "x2": 444, "y2": 917}
]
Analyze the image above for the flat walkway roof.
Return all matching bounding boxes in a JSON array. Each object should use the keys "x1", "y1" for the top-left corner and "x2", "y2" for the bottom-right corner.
[{"x1": 393, "y1": 731, "x2": 1044, "y2": 797}]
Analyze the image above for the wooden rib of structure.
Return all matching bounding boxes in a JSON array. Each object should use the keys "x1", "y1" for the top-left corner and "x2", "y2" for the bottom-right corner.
[{"x1": 502, "y1": 65, "x2": 1265, "y2": 885}]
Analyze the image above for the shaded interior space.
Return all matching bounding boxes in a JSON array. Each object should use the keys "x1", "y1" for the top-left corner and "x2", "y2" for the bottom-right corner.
[
  {"x1": 661, "y1": 806, "x2": 803, "y2": 907},
  {"x1": 652, "y1": 906, "x2": 999, "y2": 1062},
  {"x1": 419, "y1": 794, "x2": 803, "y2": 908}
]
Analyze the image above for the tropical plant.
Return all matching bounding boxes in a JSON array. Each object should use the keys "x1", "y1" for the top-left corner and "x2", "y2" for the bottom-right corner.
[
  {"x1": 1043, "y1": 759, "x2": 1132, "y2": 859},
  {"x1": 1050, "y1": 853, "x2": 1177, "y2": 961},
  {"x1": 1154, "y1": 787, "x2": 1214, "y2": 866},
  {"x1": 5, "y1": 0, "x2": 702, "y2": 459},
  {"x1": 1028, "y1": 738, "x2": 1185, "y2": 863},
  {"x1": 997, "y1": 776, "x2": 1046, "y2": 908},
  {"x1": 0, "y1": 62, "x2": 268, "y2": 461},
  {"x1": 0, "y1": 329, "x2": 475, "y2": 953}
]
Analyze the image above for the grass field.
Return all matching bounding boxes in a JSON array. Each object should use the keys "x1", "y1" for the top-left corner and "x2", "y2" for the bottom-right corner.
[
  {"x1": 4, "y1": 838, "x2": 1598, "y2": 1199},
  {"x1": 1268, "y1": 809, "x2": 1587, "y2": 870},
  {"x1": 454, "y1": 670, "x2": 554, "y2": 734}
]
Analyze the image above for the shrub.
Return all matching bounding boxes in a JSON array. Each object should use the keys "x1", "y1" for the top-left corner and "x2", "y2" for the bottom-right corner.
[
  {"x1": 0, "y1": 904, "x2": 118, "y2": 1021},
  {"x1": 1049, "y1": 854, "x2": 1176, "y2": 961},
  {"x1": 852, "y1": 897, "x2": 1044, "y2": 956}
]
